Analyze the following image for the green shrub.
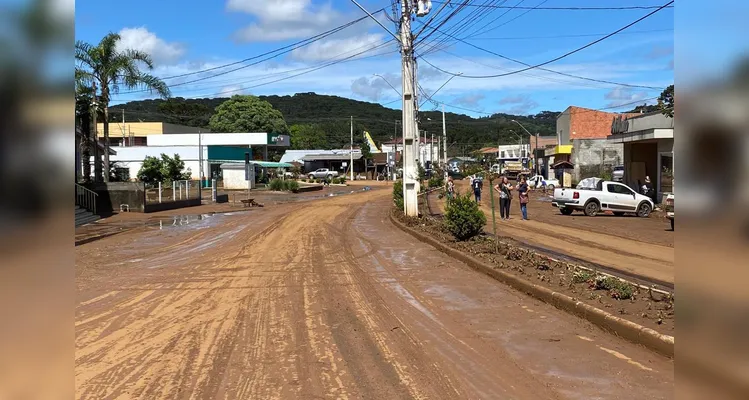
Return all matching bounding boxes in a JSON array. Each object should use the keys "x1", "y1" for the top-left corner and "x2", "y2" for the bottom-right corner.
[
  {"x1": 269, "y1": 178, "x2": 284, "y2": 191},
  {"x1": 301, "y1": 178, "x2": 307, "y2": 182},
  {"x1": 593, "y1": 275, "x2": 634, "y2": 300},
  {"x1": 393, "y1": 180, "x2": 404, "y2": 210},
  {"x1": 443, "y1": 192, "x2": 486, "y2": 240},
  {"x1": 284, "y1": 179, "x2": 300, "y2": 193},
  {"x1": 428, "y1": 176, "x2": 444, "y2": 188}
]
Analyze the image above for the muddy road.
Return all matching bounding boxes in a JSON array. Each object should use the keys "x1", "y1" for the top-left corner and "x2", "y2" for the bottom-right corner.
[
  {"x1": 441, "y1": 180, "x2": 675, "y2": 286},
  {"x1": 76, "y1": 189, "x2": 673, "y2": 399}
]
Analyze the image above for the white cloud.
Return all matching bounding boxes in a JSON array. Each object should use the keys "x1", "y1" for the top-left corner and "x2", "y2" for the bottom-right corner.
[
  {"x1": 351, "y1": 72, "x2": 400, "y2": 101},
  {"x1": 498, "y1": 94, "x2": 538, "y2": 115},
  {"x1": 228, "y1": 0, "x2": 341, "y2": 42},
  {"x1": 291, "y1": 33, "x2": 386, "y2": 62},
  {"x1": 604, "y1": 87, "x2": 650, "y2": 108},
  {"x1": 117, "y1": 27, "x2": 185, "y2": 66},
  {"x1": 453, "y1": 93, "x2": 485, "y2": 108}
]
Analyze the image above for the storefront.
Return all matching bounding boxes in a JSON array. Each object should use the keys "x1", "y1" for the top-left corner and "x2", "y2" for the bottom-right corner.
[{"x1": 608, "y1": 113, "x2": 674, "y2": 202}]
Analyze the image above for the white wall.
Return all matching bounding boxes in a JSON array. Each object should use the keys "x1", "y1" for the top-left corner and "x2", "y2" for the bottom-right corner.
[
  {"x1": 147, "y1": 132, "x2": 268, "y2": 146},
  {"x1": 104, "y1": 145, "x2": 209, "y2": 181},
  {"x1": 222, "y1": 167, "x2": 252, "y2": 190}
]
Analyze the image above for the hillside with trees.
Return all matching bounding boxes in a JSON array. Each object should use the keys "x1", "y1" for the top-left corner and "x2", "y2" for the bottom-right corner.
[{"x1": 110, "y1": 93, "x2": 559, "y2": 155}]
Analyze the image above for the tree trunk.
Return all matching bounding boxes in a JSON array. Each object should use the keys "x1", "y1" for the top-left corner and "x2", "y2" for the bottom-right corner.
[
  {"x1": 103, "y1": 106, "x2": 110, "y2": 182},
  {"x1": 81, "y1": 137, "x2": 91, "y2": 183}
]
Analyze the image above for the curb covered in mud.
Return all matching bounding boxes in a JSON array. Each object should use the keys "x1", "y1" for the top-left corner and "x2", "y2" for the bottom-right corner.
[{"x1": 389, "y1": 212, "x2": 674, "y2": 358}]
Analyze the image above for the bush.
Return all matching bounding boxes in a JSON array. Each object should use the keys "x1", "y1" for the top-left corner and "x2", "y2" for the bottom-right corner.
[
  {"x1": 269, "y1": 178, "x2": 284, "y2": 191},
  {"x1": 301, "y1": 178, "x2": 307, "y2": 182},
  {"x1": 593, "y1": 276, "x2": 635, "y2": 300},
  {"x1": 393, "y1": 180, "x2": 404, "y2": 210},
  {"x1": 443, "y1": 193, "x2": 486, "y2": 240},
  {"x1": 428, "y1": 176, "x2": 444, "y2": 188},
  {"x1": 283, "y1": 179, "x2": 299, "y2": 193}
]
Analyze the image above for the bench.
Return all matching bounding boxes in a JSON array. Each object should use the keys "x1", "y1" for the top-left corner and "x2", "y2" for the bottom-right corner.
[{"x1": 240, "y1": 198, "x2": 263, "y2": 207}]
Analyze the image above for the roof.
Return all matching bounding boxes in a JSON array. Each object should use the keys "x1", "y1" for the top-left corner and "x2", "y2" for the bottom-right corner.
[
  {"x1": 280, "y1": 149, "x2": 360, "y2": 164},
  {"x1": 552, "y1": 160, "x2": 574, "y2": 169},
  {"x1": 220, "y1": 161, "x2": 292, "y2": 169},
  {"x1": 301, "y1": 153, "x2": 363, "y2": 161}
]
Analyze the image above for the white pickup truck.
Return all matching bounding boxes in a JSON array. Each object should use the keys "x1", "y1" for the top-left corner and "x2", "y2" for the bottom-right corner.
[
  {"x1": 307, "y1": 168, "x2": 339, "y2": 180},
  {"x1": 552, "y1": 179, "x2": 654, "y2": 217}
]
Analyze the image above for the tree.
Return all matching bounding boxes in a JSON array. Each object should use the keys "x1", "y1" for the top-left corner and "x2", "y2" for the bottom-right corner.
[
  {"x1": 209, "y1": 95, "x2": 289, "y2": 134},
  {"x1": 289, "y1": 124, "x2": 328, "y2": 149},
  {"x1": 75, "y1": 32, "x2": 171, "y2": 181},
  {"x1": 657, "y1": 85, "x2": 674, "y2": 118},
  {"x1": 136, "y1": 154, "x2": 190, "y2": 183},
  {"x1": 137, "y1": 156, "x2": 162, "y2": 183},
  {"x1": 160, "y1": 153, "x2": 190, "y2": 181}
]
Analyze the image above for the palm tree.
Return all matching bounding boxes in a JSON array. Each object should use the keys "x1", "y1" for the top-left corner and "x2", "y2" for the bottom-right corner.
[{"x1": 75, "y1": 33, "x2": 171, "y2": 181}]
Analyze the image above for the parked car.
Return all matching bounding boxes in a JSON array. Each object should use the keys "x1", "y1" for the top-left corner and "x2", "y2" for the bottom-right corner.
[
  {"x1": 526, "y1": 174, "x2": 560, "y2": 190},
  {"x1": 612, "y1": 165, "x2": 624, "y2": 182},
  {"x1": 307, "y1": 168, "x2": 339, "y2": 180},
  {"x1": 552, "y1": 180, "x2": 654, "y2": 217},
  {"x1": 665, "y1": 193, "x2": 674, "y2": 230}
]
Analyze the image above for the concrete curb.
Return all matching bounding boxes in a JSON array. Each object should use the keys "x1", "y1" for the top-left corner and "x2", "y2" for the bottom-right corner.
[{"x1": 389, "y1": 213, "x2": 674, "y2": 358}]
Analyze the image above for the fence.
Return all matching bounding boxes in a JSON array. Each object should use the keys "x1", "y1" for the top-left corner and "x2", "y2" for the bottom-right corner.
[{"x1": 144, "y1": 180, "x2": 201, "y2": 205}]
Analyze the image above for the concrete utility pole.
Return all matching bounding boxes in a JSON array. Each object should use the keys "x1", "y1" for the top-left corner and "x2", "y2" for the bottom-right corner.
[
  {"x1": 350, "y1": 0, "x2": 428, "y2": 215},
  {"x1": 400, "y1": 0, "x2": 420, "y2": 216},
  {"x1": 442, "y1": 104, "x2": 447, "y2": 180},
  {"x1": 350, "y1": 116, "x2": 354, "y2": 181}
]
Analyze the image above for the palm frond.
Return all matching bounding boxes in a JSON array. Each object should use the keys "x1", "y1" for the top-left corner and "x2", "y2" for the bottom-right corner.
[
  {"x1": 123, "y1": 49, "x2": 155, "y2": 69},
  {"x1": 132, "y1": 73, "x2": 171, "y2": 99}
]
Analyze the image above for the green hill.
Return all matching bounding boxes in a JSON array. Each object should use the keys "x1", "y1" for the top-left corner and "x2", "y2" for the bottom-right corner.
[{"x1": 110, "y1": 93, "x2": 559, "y2": 153}]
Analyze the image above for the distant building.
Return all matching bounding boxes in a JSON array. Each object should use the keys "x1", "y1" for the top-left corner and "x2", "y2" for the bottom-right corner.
[
  {"x1": 545, "y1": 106, "x2": 639, "y2": 184},
  {"x1": 608, "y1": 112, "x2": 674, "y2": 202},
  {"x1": 96, "y1": 122, "x2": 209, "y2": 147},
  {"x1": 381, "y1": 137, "x2": 439, "y2": 168}
]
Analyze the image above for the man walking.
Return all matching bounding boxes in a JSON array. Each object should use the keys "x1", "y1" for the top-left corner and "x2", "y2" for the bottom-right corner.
[{"x1": 472, "y1": 175, "x2": 483, "y2": 203}]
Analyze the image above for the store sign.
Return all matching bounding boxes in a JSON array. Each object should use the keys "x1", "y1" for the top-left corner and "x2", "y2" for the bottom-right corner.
[{"x1": 267, "y1": 133, "x2": 290, "y2": 147}]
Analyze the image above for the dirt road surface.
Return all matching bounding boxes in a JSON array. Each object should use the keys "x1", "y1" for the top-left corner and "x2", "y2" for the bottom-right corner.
[
  {"x1": 76, "y1": 189, "x2": 673, "y2": 399},
  {"x1": 444, "y1": 180, "x2": 674, "y2": 286}
]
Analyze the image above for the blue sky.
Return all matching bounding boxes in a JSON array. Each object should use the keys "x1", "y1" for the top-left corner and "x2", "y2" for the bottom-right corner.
[{"x1": 75, "y1": 0, "x2": 676, "y2": 117}]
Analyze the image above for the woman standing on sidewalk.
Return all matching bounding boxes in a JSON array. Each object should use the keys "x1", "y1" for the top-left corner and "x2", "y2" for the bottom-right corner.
[
  {"x1": 517, "y1": 176, "x2": 529, "y2": 220},
  {"x1": 494, "y1": 176, "x2": 514, "y2": 220}
]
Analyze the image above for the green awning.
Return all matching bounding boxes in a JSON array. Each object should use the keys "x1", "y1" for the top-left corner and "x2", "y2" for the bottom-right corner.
[{"x1": 252, "y1": 161, "x2": 293, "y2": 168}]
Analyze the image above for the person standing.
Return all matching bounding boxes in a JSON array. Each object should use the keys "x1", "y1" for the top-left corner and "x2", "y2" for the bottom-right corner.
[
  {"x1": 518, "y1": 176, "x2": 530, "y2": 220},
  {"x1": 472, "y1": 175, "x2": 483, "y2": 203},
  {"x1": 446, "y1": 176, "x2": 455, "y2": 200},
  {"x1": 495, "y1": 176, "x2": 514, "y2": 220}
]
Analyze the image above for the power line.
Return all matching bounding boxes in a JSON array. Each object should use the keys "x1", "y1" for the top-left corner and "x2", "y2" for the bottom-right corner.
[
  {"x1": 431, "y1": 1, "x2": 675, "y2": 10},
  {"x1": 470, "y1": 28, "x2": 673, "y2": 40},
  {"x1": 115, "y1": 10, "x2": 385, "y2": 95},
  {"x1": 418, "y1": 1, "x2": 673, "y2": 81},
  {"x1": 154, "y1": 10, "x2": 386, "y2": 82}
]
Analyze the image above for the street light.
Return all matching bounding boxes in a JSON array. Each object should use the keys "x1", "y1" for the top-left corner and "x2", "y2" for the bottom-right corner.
[{"x1": 511, "y1": 119, "x2": 539, "y2": 174}]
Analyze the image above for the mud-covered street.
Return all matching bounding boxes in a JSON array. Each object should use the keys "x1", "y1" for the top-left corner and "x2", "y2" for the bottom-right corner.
[
  {"x1": 76, "y1": 189, "x2": 674, "y2": 399},
  {"x1": 443, "y1": 180, "x2": 675, "y2": 286}
]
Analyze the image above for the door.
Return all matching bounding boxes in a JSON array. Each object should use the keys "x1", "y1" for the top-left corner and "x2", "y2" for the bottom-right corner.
[{"x1": 606, "y1": 183, "x2": 638, "y2": 212}]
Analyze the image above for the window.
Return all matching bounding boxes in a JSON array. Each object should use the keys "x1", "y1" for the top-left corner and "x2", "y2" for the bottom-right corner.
[{"x1": 607, "y1": 183, "x2": 634, "y2": 195}]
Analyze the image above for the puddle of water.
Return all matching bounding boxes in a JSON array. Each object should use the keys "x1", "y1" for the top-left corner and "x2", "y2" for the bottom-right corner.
[{"x1": 423, "y1": 284, "x2": 481, "y2": 311}]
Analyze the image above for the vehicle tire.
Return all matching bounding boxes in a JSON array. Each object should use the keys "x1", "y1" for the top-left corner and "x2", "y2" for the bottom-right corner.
[
  {"x1": 547, "y1": 184, "x2": 555, "y2": 191},
  {"x1": 308, "y1": 174, "x2": 315, "y2": 180},
  {"x1": 584, "y1": 200, "x2": 600, "y2": 217},
  {"x1": 637, "y1": 202, "x2": 652, "y2": 218},
  {"x1": 613, "y1": 211, "x2": 625, "y2": 216},
  {"x1": 560, "y1": 207, "x2": 573, "y2": 215},
  {"x1": 327, "y1": 174, "x2": 333, "y2": 179}
]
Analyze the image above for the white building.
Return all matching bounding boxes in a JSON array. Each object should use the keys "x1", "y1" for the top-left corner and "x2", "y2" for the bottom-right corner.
[
  {"x1": 381, "y1": 137, "x2": 439, "y2": 167},
  {"x1": 98, "y1": 132, "x2": 290, "y2": 181}
]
